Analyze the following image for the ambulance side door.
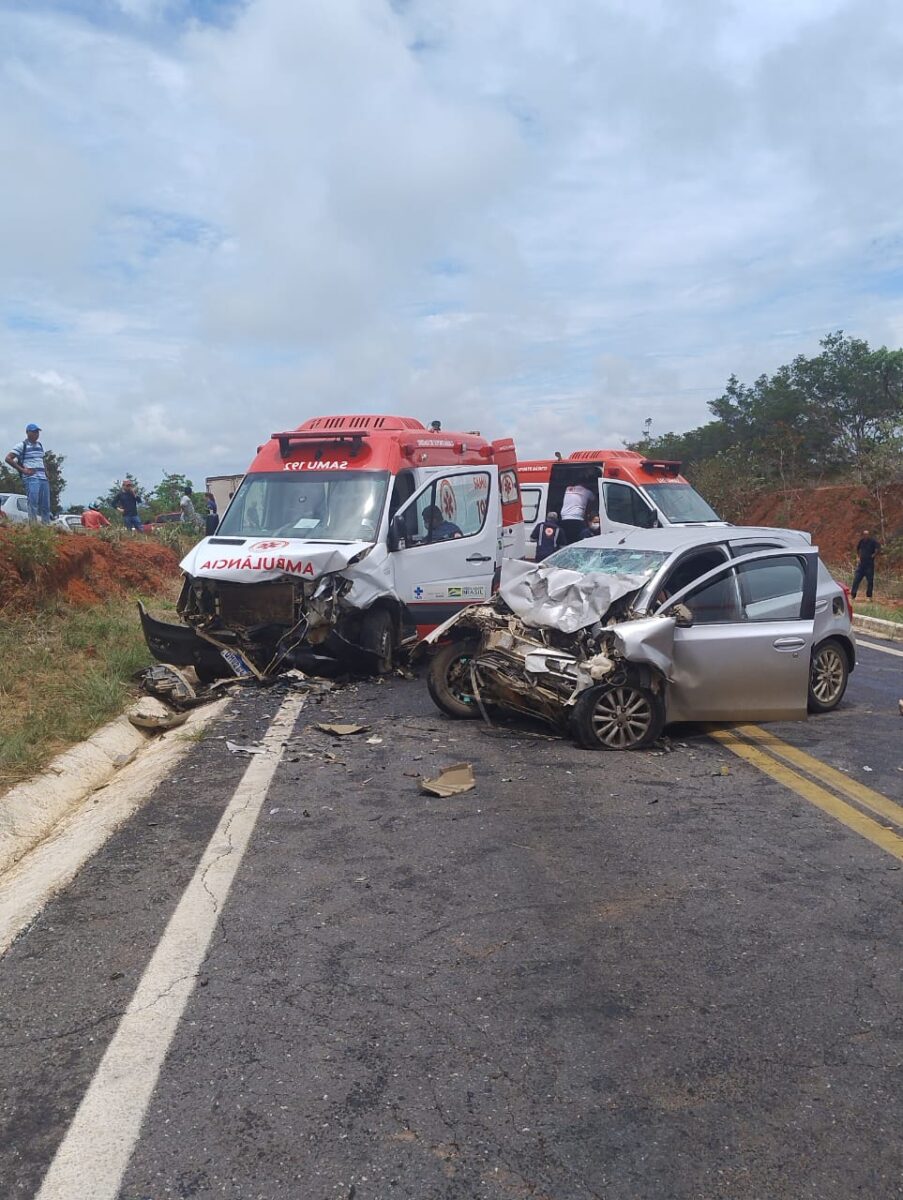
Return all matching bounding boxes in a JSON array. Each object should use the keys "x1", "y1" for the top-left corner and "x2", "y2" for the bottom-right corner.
[{"x1": 389, "y1": 468, "x2": 500, "y2": 627}]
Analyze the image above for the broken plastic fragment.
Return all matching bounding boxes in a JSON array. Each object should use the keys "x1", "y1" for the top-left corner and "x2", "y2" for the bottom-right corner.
[
  {"x1": 315, "y1": 723, "x2": 369, "y2": 736},
  {"x1": 226, "y1": 741, "x2": 268, "y2": 755},
  {"x1": 127, "y1": 697, "x2": 189, "y2": 733},
  {"x1": 420, "y1": 762, "x2": 476, "y2": 797}
]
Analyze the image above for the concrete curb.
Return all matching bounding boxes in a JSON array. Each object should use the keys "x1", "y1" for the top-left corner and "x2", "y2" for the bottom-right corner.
[
  {"x1": 1, "y1": 715, "x2": 161, "y2": 878},
  {"x1": 852, "y1": 613, "x2": 903, "y2": 642}
]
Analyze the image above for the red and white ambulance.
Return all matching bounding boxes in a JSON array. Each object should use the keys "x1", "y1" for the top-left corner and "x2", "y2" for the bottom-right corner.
[
  {"x1": 518, "y1": 449, "x2": 723, "y2": 554},
  {"x1": 140, "y1": 415, "x2": 523, "y2": 677}
]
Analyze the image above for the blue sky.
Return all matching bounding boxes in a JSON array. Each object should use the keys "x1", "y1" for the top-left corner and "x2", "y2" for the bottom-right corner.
[{"x1": 2, "y1": 0, "x2": 903, "y2": 504}]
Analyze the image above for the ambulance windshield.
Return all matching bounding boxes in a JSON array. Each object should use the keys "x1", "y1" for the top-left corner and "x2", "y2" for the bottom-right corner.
[{"x1": 217, "y1": 471, "x2": 390, "y2": 543}]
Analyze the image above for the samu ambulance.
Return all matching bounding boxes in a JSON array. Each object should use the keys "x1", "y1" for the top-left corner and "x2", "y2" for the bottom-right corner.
[
  {"x1": 518, "y1": 449, "x2": 724, "y2": 554},
  {"x1": 140, "y1": 415, "x2": 524, "y2": 677}
]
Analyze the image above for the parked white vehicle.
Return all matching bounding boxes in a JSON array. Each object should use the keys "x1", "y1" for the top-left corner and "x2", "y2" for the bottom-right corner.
[{"x1": 0, "y1": 493, "x2": 30, "y2": 524}]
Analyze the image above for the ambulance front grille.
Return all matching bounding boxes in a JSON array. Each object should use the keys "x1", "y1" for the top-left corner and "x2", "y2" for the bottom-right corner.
[{"x1": 217, "y1": 582, "x2": 295, "y2": 627}]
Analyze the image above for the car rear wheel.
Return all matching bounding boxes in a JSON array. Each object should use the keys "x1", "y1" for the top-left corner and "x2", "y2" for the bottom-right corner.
[
  {"x1": 427, "y1": 640, "x2": 481, "y2": 719},
  {"x1": 360, "y1": 608, "x2": 395, "y2": 674},
  {"x1": 571, "y1": 682, "x2": 664, "y2": 751},
  {"x1": 808, "y1": 638, "x2": 849, "y2": 713}
]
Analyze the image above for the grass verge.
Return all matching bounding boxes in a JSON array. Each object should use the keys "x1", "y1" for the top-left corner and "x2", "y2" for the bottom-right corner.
[
  {"x1": 0, "y1": 590, "x2": 179, "y2": 790},
  {"x1": 852, "y1": 601, "x2": 903, "y2": 625}
]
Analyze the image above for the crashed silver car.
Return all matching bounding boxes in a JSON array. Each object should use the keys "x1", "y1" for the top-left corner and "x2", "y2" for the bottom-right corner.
[{"x1": 425, "y1": 527, "x2": 856, "y2": 750}]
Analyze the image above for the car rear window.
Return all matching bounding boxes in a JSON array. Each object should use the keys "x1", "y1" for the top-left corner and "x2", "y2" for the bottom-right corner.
[{"x1": 544, "y1": 545, "x2": 669, "y2": 579}]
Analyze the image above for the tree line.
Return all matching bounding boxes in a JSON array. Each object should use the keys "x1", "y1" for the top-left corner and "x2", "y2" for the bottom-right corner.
[
  {"x1": 632, "y1": 332, "x2": 903, "y2": 530},
  {"x1": 0, "y1": 460, "x2": 206, "y2": 523}
]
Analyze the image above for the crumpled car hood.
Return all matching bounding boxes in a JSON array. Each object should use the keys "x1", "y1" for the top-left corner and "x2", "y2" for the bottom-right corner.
[
  {"x1": 181, "y1": 538, "x2": 374, "y2": 583},
  {"x1": 498, "y1": 558, "x2": 648, "y2": 634}
]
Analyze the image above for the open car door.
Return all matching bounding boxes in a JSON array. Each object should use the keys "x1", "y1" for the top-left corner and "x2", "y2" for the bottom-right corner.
[
  {"x1": 656, "y1": 548, "x2": 819, "y2": 723},
  {"x1": 390, "y1": 467, "x2": 501, "y2": 633}
]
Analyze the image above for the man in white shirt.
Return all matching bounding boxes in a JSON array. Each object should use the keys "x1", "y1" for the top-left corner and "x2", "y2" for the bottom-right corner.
[{"x1": 559, "y1": 478, "x2": 596, "y2": 544}]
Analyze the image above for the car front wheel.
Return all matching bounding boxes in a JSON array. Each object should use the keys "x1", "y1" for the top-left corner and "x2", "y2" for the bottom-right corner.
[
  {"x1": 571, "y1": 682, "x2": 665, "y2": 751},
  {"x1": 808, "y1": 638, "x2": 849, "y2": 713},
  {"x1": 427, "y1": 640, "x2": 481, "y2": 719}
]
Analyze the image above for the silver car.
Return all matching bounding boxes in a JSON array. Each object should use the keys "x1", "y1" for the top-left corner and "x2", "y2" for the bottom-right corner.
[
  {"x1": 0, "y1": 493, "x2": 30, "y2": 524},
  {"x1": 426, "y1": 526, "x2": 855, "y2": 750}
]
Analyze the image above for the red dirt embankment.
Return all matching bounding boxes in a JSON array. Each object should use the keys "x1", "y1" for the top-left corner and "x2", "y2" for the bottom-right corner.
[
  {"x1": 0, "y1": 530, "x2": 181, "y2": 612},
  {"x1": 743, "y1": 483, "x2": 903, "y2": 567}
]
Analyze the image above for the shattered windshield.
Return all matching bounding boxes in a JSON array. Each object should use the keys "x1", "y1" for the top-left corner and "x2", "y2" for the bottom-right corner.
[
  {"x1": 545, "y1": 545, "x2": 668, "y2": 580},
  {"x1": 644, "y1": 484, "x2": 719, "y2": 523},
  {"x1": 217, "y1": 471, "x2": 389, "y2": 543}
]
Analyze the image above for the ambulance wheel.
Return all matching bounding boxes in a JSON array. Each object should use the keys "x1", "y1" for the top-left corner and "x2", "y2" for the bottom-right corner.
[
  {"x1": 427, "y1": 640, "x2": 481, "y2": 719},
  {"x1": 360, "y1": 608, "x2": 395, "y2": 674},
  {"x1": 571, "y1": 682, "x2": 664, "y2": 751}
]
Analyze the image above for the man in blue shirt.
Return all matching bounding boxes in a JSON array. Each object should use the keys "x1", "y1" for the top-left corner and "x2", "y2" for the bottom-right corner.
[
  {"x1": 5, "y1": 423, "x2": 51, "y2": 524},
  {"x1": 423, "y1": 503, "x2": 462, "y2": 542}
]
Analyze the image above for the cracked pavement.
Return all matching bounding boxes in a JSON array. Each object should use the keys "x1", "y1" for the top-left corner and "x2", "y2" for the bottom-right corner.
[{"x1": 0, "y1": 658, "x2": 901, "y2": 1199}]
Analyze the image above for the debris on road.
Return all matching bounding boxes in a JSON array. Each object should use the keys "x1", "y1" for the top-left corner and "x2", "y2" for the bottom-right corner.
[
  {"x1": 141, "y1": 663, "x2": 197, "y2": 708},
  {"x1": 315, "y1": 723, "x2": 369, "y2": 736},
  {"x1": 127, "y1": 697, "x2": 189, "y2": 733},
  {"x1": 420, "y1": 762, "x2": 476, "y2": 797},
  {"x1": 366, "y1": 735, "x2": 384, "y2": 745},
  {"x1": 226, "y1": 740, "x2": 269, "y2": 755}
]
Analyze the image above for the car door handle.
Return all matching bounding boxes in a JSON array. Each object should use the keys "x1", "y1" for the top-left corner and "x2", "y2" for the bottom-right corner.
[
  {"x1": 466, "y1": 553, "x2": 493, "y2": 563},
  {"x1": 772, "y1": 636, "x2": 806, "y2": 651}
]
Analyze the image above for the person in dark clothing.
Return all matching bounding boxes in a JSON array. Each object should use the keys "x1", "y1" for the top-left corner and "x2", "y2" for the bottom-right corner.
[
  {"x1": 530, "y1": 511, "x2": 561, "y2": 562},
  {"x1": 422, "y1": 504, "x2": 462, "y2": 541},
  {"x1": 113, "y1": 479, "x2": 143, "y2": 532},
  {"x1": 851, "y1": 529, "x2": 881, "y2": 599},
  {"x1": 204, "y1": 492, "x2": 219, "y2": 536}
]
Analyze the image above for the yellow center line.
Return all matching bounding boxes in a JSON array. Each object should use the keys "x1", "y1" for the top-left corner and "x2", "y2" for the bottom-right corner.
[
  {"x1": 733, "y1": 723, "x2": 903, "y2": 830},
  {"x1": 706, "y1": 726, "x2": 903, "y2": 863}
]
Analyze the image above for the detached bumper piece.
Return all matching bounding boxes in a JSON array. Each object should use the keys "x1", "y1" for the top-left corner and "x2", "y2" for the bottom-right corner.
[{"x1": 138, "y1": 602, "x2": 231, "y2": 674}]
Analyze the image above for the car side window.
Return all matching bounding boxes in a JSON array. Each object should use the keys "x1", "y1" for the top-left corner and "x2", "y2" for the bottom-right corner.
[
  {"x1": 521, "y1": 487, "x2": 542, "y2": 524},
  {"x1": 737, "y1": 556, "x2": 806, "y2": 621},
  {"x1": 656, "y1": 549, "x2": 728, "y2": 603},
  {"x1": 404, "y1": 472, "x2": 491, "y2": 546},
  {"x1": 18, "y1": 497, "x2": 28, "y2": 512},
  {"x1": 603, "y1": 482, "x2": 656, "y2": 528},
  {"x1": 680, "y1": 568, "x2": 743, "y2": 624}
]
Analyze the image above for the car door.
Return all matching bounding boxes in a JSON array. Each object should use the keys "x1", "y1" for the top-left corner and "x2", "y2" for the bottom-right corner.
[
  {"x1": 657, "y1": 548, "x2": 818, "y2": 723},
  {"x1": 600, "y1": 480, "x2": 658, "y2": 533},
  {"x1": 390, "y1": 468, "x2": 500, "y2": 628}
]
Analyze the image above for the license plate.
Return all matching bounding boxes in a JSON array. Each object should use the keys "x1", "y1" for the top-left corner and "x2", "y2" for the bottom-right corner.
[{"x1": 220, "y1": 648, "x2": 254, "y2": 678}]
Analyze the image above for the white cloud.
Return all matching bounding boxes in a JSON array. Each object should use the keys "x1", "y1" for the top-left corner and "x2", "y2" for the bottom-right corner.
[{"x1": 1, "y1": 0, "x2": 902, "y2": 502}]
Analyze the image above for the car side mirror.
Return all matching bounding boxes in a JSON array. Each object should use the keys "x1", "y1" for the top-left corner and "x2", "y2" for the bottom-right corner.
[
  {"x1": 666, "y1": 602, "x2": 694, "y2": 627},
  {"x1": 387, "y1": 513, "x2": 406, "y2": 551}
]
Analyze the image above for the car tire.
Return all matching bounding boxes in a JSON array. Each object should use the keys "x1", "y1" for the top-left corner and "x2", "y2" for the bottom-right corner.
[
  {"x1": 427, "y1": 640, "x2": 482, "y2": 719},
  {"x1": 571, "y1": 681, "x2": 665, "y2": 751},
  {"x1": 360, "y1": 608, "x2": 395, "y2": 675},
  {"x1": 808, "y1": 638, "x2": 849, "y2": 713}
]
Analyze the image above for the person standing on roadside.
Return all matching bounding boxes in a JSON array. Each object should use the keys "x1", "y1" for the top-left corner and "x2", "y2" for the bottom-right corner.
[
  {"x1": 851, "y1": 528, "x2": 881, "y2": 600},
  {"x1": 180, "y1": 485, "x2": 201, "y2": 529},
  {"x1": 5, "y1": 423, "x2": 51, "y2": 524},
  {"x1": 204, "y1": 491, "x2": 219, "y2": 536},
  {"x1": 113, "y1": 478, "x2": 144, "y2": 532},
  {"x1": 559, "y1": 476, "x2": 596, "y2": 545}
]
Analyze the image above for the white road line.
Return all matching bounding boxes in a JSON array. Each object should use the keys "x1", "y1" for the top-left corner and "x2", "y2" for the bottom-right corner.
[
  {"x1": 37, "y1": 694, "x2": 305, "y2": 1200},
  {"x1": 856, "y1": 637, "x2": 903, "y2": 659}
]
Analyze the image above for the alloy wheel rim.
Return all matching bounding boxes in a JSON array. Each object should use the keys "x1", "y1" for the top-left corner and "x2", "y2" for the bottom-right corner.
[
  {"x1": 590, "y1": 686, "x2": 653, "y2": 748},
  {"x1": 449, "y1": 654, "x2": 474, "y2": 704},
  {"x1": 811, "y1": 647, "x2": 845, "y2": 703}
]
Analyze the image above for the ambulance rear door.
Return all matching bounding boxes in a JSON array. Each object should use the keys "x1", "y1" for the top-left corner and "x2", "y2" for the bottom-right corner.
[{"x1": 389, "y1": 467, "x2": 500, "y2": 631}]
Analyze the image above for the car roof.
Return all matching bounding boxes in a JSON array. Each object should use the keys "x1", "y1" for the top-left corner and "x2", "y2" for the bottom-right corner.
[{"x1": 577, "y1": 525, "x2": 812, "y2": 554}]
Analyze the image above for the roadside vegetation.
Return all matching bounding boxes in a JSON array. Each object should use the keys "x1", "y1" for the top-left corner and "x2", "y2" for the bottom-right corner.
[
  {"x1": 0, "y1": 593, "x2": 178, "y2": 787},
  {"x1": 633, "y1": 331, "x2": 903, "y2": 559},
  {"x1": 0, "y1": 525, "x2": 181, "y2": 789}
]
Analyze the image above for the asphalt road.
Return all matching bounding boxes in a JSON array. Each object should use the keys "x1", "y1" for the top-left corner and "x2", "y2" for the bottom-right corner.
[{"x1": 1, "y1": 637, "x2": 901, "y2": 1199}]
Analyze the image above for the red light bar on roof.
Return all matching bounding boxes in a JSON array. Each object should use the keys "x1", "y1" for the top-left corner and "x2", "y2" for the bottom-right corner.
[
  {"x1": 270, "y1": 430, "x2": 369, "y2": 459},
  {"x1": 640, "y1": 458, "x2": 682, "y2": 475}
]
